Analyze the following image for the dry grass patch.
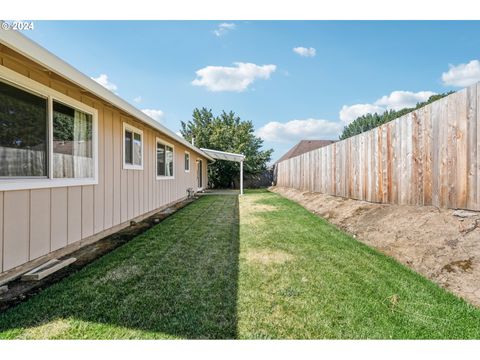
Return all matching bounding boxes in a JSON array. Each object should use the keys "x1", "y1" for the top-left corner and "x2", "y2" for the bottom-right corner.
[
  {"x1": 242, "y1": 215, "x2": 266, "y2": 226},
  {"x1": 240, "y1": 196, "x2": 279, "y2": 214},
  {"x1": 249, "y1": 204, "x2": 279, "y2": 212},
  {"x1": 95, "y1": 264, "x2": 144, "y2": 285},
  {"x1": 20, "y1": 319, "x2": 71, "y2": 339},
  {"x1": 240, "y1": 193, "x2": 281, "y2": 226},
  {"x1": 244, "y1": 248, "x2": 294, "y2": 265}
]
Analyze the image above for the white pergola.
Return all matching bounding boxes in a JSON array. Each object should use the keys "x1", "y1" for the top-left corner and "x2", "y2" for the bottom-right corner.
[{"x1": 200, "y1": 148, "x2": 246, "y2": 195}]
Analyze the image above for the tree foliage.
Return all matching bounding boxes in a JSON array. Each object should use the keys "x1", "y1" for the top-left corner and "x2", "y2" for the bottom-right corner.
[
  {"x1": 180, "y1": 108, "x2": 273, "y2": 188},
  {"x1": 339, "y1": 92, "x2": 454, "y2": 140}
]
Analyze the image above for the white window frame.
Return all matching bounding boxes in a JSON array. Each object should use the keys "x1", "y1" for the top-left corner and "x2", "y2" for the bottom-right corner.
[
  {"x1": 0, "y1": 64, "x2": 99, "y2": 191},
  {"x1": 196, "y1": 158, "x2": 204, "y2": 191},
  {"x1": 122, "y1": 122, "x2": 144, "y2": 170},
  {"x1": 156, "y1": 137, "x2": 175, "y2": 180},
  {"x1": 184, "y1": 151, "x2": 190, "y2": 172}
]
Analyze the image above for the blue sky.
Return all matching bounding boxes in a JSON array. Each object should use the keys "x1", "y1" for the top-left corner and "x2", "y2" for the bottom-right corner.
[{"x1": 22, "y1": 21, "x2": 480, "y2": 162}]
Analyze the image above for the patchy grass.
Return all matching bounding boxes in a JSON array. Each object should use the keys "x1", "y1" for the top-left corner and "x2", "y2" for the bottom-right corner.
[
  {"x1": 237, "y1": 190, "x2": 480, "y2": 339},
  {"x1": 1, "y1": 190, "x2": 480, "y2": 339}
]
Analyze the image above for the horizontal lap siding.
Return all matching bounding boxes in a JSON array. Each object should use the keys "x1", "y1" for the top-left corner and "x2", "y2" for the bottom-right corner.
[
  {"x1": 276, "y1": 86, "x2": 480, "y2": 211},
  {"x1": 0, "y1": 47, "x2": 206, "y2": 273}
]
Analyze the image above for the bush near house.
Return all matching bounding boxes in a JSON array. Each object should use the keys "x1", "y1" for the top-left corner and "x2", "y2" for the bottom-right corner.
[{"x1": 339, "y1": 92, "x2": 453, "y2": 140}]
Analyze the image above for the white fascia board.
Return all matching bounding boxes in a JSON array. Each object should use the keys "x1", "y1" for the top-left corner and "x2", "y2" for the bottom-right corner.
[
  {"x1": 200, "y1": 148, "x2": 245, "y2": 162},
  {"x1": 0, "y1": 25, "x2": 214, "y2": 162}
]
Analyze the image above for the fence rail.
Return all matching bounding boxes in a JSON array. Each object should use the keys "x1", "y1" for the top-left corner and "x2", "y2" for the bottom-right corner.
[{"x1": 276, "y1": 82, "x2": 480, "y2": 211}]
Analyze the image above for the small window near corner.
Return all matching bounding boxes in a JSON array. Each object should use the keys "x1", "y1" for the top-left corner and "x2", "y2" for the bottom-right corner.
[
  {"x1": 123, "y1": 123, "x2": 143, "y2": 170},
  {"x1": 156, "y1": 138, "x2": 174, "y2": 179},
  {"x1": 185, "y1": 152, "x2": 190, "y2": 172}
]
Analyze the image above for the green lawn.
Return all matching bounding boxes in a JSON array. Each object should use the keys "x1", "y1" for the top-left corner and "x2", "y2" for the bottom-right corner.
[{"x1": 1, "y1": 190, "x2": 479, "y2": 339}]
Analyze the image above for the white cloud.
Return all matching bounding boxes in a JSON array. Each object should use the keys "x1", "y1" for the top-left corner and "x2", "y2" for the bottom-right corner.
[
  {"x1": 192, "y1": 62, "x2": 276, "y2": 92},
  {"x1": 441, "y1": 60, "x2": 480, "y2": 87},
  {"x1": 257, "y1": 119, "x2": 343, "y2": 143},
  {"x1": 293, "y1": 46, "x2": 316, "y2": 58},
  {"x1": 133, "y1": 96, "x2": 142, "y2": 103},
  {"x1": 339, "y1": 90, "x2": 436, "y2": 124},
  {"x1": 374, "y1": 90, "x2": 436, "y2": 111},
  {"x1": 141, "y1": 109, "x2": 164, "y2": 122},
  {"x1": 213, "y1": 22, "x2": 236, "y2": 37},
  {"x1": 91, "y1": 74, "x2": 117, "y2": 92},
  {"x1": 339, "y1": 104, "x2": 384, "y2": 124}
]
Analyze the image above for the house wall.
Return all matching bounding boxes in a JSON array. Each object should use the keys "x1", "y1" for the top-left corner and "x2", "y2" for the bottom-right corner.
[{"x1": 0, "y1": 45, "x2": 209, "y2": 275}]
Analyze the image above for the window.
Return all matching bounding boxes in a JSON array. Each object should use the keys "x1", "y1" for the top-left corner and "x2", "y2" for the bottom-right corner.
[
  {"x1": 53, "y1": 101, "x2": 93, "y2": 178},
  {"x1": 123, "y1": 123, "x2": 143, "y2": 170},
  {"x1": 156, "y1": 138, "x2": 174, "y2": 179},
  {"x1": 0, "y1": 80, "x2": 48, "y2": 177},
  {"x1": 197, "y1": 159, "x2": 203, "y2": 188},
  {"x1": 0, "y1": 66, "x2": 98, "y2": 191},
  {"x1": 184, "y1": 152, "x2": 190, "y2": 172}
]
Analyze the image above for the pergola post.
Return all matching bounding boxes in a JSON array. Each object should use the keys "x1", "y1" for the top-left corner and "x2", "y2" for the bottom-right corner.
[
  {"x1": 240, "y1": 160, "x2": 244, "y2": 195},
  {"x1": 199, "y1": 148, "x2": 245, "y2": 195}
]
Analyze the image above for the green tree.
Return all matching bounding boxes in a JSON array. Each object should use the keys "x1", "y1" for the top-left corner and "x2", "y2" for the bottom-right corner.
[
  {"x1": 181, "y1": 108, "x2": 273, "y2": 188},
  {"x1": 339, "y1": 92, "x2": 454, "y2": 140}
]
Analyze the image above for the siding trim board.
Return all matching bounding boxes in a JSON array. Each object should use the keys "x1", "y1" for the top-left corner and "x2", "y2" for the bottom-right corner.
[{"x1": 0, "y1": 41, "x2": 210, "y2": 276}]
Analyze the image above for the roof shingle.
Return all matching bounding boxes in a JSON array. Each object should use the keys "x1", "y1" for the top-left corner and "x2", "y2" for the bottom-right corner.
[{"x1": 275, "y1": 139, "x2": 336, "y2": 164}]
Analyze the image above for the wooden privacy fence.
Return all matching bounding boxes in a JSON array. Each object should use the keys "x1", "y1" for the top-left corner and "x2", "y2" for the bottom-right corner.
[{"x1": 276, "y1": 82, "x2": 480, "y2": 211}]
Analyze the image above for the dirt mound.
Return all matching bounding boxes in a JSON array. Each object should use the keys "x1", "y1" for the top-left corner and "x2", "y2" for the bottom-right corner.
[{"x1": 270, "y1": 186, "x2": 480, "y2": 307}]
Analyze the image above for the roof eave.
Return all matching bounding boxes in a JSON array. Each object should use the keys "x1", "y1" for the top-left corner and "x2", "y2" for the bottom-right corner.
[{"x1": 0, "y1": 24, "x2": 214, "y2": 162}]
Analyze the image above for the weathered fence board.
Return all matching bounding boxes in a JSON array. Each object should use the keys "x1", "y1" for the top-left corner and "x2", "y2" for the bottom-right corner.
[{"x1": 276, "y1": 83, "x2": 480, "y2": 211}]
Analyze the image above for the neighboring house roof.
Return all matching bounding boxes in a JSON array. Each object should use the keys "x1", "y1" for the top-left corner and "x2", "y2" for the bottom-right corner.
[
  {"x1": 0, "y1": 24, "x2": 214, "y2": 161},
  {"x1": 275, "y1": 139, "x2": 336, "y2": 164}
]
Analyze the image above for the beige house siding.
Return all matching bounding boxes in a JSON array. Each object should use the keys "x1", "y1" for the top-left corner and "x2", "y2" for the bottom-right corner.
[{"x1": 0, "y1": 45, "x2": 209, "y2": 275}]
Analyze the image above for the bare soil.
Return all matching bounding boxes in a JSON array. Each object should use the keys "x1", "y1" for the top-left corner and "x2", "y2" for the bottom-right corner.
[{"x1": 270, "y1": 186, "x2": 480, "y2": 307}]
